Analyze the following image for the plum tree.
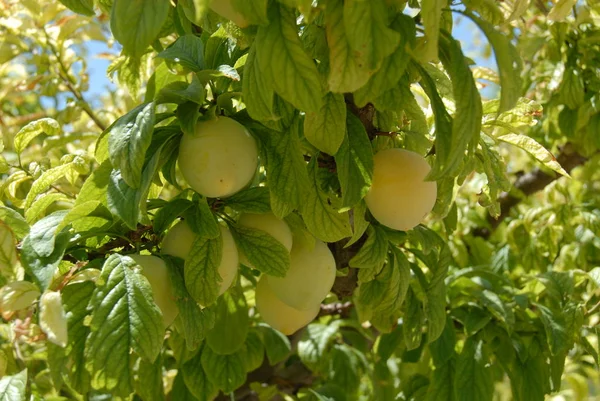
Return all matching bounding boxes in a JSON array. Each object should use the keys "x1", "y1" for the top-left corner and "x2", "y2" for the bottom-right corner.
[
  {"x1": 237, "y1": 212, "x2": 293, "y2": 267},
  {"x1": 209, "y1": 0, "x2": 249, "y2": 28},
  {"x1": 365, "y1": 148, "x2": 437, "y2": 231},
  {"x1": 128, "y1": 254, "x2": 179, "y2": 327},
  {"x1": 178, "y1": 117, "x2": 258, "y2": 198},
  {"x1": 161, "y1": 222, "x2": 238, "y2": 295},
  {"x1": 267, "y1": 239, "x2": 336, "y2": 311},
  {"x1": 254, "y1": 275, "x2": 320, "y2": 335}
]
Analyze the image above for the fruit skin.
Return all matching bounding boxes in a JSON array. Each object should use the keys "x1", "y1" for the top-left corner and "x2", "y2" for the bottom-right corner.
[
  {"x1": 255, "y1": 275, "x2": 320, "y2": 335},
  {"x1": 161, "y1": 221, "x2": 238, "y2": 295},
  {"x1": 267, "y1": 240, "x2": 336, "y2": 311},
  {"x1": 129, "y1": 254, "x2": 179, "y2": 327},
  {"x1": 237, "y1": 212, "x2": 293, "y2": 267},
  {"x1": 365, "y1": 148, "x2": 437, "y2": 231},
  {"x1": 178, "y1": 117, "x2": 258, "y2": 198},
  {"x1": 209, "y1": 0, "x2": 249, "y2": 28}
]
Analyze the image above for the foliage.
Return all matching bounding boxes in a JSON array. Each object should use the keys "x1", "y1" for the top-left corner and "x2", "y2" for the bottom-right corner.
[{"x1": 0, "y1": 0, "x2": 599, "y2": 400}]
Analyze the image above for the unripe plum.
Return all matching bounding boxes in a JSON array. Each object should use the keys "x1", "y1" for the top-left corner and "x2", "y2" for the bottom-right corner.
[
  {"x1": 178, "y1": 117, "x2": 258, "y2": 198},
  {"x1": 161, "y1": 221, "x2": 238, "y2": 295},
  {"x1": 255, "y1": 276, "x2": 320, "y2": 335},
  {"x1": 238, "y1": 213, "x2": 293, "y2": 267},
  {"x1": 129, "y1": 254, "x2": 179, "y2": 327},
  {"x1": 365, "y1": 148, "x2": 437, "y2": 231},
  {"x1": 266, "y1": 240, "x2": 336, "y2": 311}
]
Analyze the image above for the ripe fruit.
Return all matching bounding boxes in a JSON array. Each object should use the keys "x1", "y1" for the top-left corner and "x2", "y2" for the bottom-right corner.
[
  {"x1": 365, "y1": 148, "x2": 437, "y2": 231},
  {"x1": 161, "y1": 221, "x2": 238, "y2": 295},
  {"x1": 237, "y1": 213, "x2": 293, "y2": 267},
  {"x1": 255, "y1": 276, "x2": 320, "y2": 335},
  {"x1": 129, "y1": 254, "x2": 179, "y2": 327},
  {"x1": 267, "y1": 240, "x2": 336, "y2": 311},
  {"x1": 209, "y1": 0, "x2": 249, "y2": 28},
  {"x1": 178, "y1": 117, "x2": 258, "y2": 198}
]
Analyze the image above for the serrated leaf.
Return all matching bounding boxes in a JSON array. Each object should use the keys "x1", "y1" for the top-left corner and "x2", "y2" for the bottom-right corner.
[
  {"x1": 464, "y1": 12, "x2": 522, "y2": 113},
  {"x1": 256, "y1": 323, "x2": 291, "y2": 364},
  {"x1": 223, "y1": 187, "x2": 271, "y2": 214},
  {"x1": 135, "y1": 354, "x2": 165, "y2": 401},
  {"x1": 479, "y1": 289, "x2": 515, "y2": 333},
  {"x1": 0, "y1": 369, "x2": 27, "y2": 401},
  {"x1": 182, "y1": 351, "x2": 218, "y2": 400},
  {"x1": 335, "y1": 113, "x2": 374, "y2": 209},
  {"x1": 243, "y1": 44, "x2": 277, "y2": 122},
  {"x1": 343, "y1": 0, "x2": 400, "y2": 71},
  {"x1": 165, "y1": 257, "x2": 215, "y2": 350},
  {"x1": 14, "y1": 118, "x2": 60, "y2": 154},
  {"x1": 301, "y1": 159, "x2": 352, "y2": 242},
  {"x1": 349, "y1": 225, "x2": 388, "y2": 270},
  {"x1": 454, "y1": 337, "x2": 494, "y2": 401},
  {"x1": 39, "y1": 291, "x2": 68, "y2": 347},
  {"x1": 185, "y1": 196, "x2": 220, "y2": 239},
  {"x1": 298, "y1": 322, "x2": 341, "y2": 372},
  {"x1": 158, "y1": 34, "x2": 205, "y2": 71},
  {"x1": 24, "y1": 163, "x2": 73, "y2": 209},
  {"x1": 85, "y1": 254, "x2": 164, "y2": 396},
  {"x1": 255, "y1": 5, "x2": 323, "y2": 111},
  {"x1": 304, "y1": 92, "x2": 347, "y2": 155},
  {"x1": 201, "y1": 346, "x2": 246, "y2": 393},
  {"x1": 184, "y1": 234, "x2": 223, "y2": 306},
  {"x1": 0, "y1": 281, "x2": 40, "y2": 313},
  {"x1": 0, "y1": 222, "x2": 19, "y2": 281},
  {"x1": 110, "y1": 0, "x2": 169, "y2": 59},
  {"x1": 0, "y1": 207, "x2": 29, "y2": 239},
  {"x1": 206, "y1": 286, "x2": 249, "y2": 355},
  {"x1": 108, "y1": 102, "x2": 155, "y2": 189},
  {"x1": 494, "y1": 133, "x2": 568, "y2": 176},
  {"x1": 230, "y1": 225, "x2": 290, "y2": 277},
  {"x1": 58, "y1": 0, "x2": 94, "y2": 15}
]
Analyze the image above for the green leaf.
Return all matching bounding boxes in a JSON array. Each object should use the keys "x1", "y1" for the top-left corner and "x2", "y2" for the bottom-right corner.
[
  {"x1": 165, "y1": 257, "x2": 215, "y2": 350},
  {"x1": 335, "y1": 113, "x2": 374, "y2": 209},
  {"x1": 256, "y1": 323, "x2": 291, "y2": 364},
  {"x1": 301, "y1": 159, "x2": 352, "y2": 242},
  {"x1": 47, "y1": 342, "x2": 66, "y2": 391},
  {"x1": 240, "y1": 330, "x2": 265, "y2": 371},
  {"x1": 349, "y1": 226, "x2": 388, "y2": 270},
  {"x1": 206, "y1": 287, "x2": 249, "y2": 355},
  {"x1": 14, "y1": 118, "x2": 60, "y2": 154},
  {"x1": 58, "y1": 0, "x2": 94, "y2": 15},
  {"x1": 353, "y1": 15, "x2": 414, "y2": 107},
  {"x1": 257, "y1": 123, "x2": 310, "y2": 218},
  {"x1": 156, "y1": 76, "x2": 205, "y2": 105},
  {"x1": 178, "y1": 0, "x2": 210, "y2": 25},
  {"x1": 56, "y1": 201, "x2": 112, "y2": 234},
  {"x1": 255, "y1": 5, "x2": 323, "y2": 111},
  {"x1": 182, "y1": 351, "x2": 218, "y2": 400},
  {"x1": 108, "y1": 102, "x2": 155, "y2": 189},
  {"x1": 24, "y1": 163, "x2": 73, "y2": 209},
  {"x1": 223, "y1": 187, "x2": 271, "y2": 214},
  {"x1": 158, "y1": 34, "x2": 205, "y2": 72},
  {"x1": 494, "y1": 133, "x2": 569, "y2": 176},
  {"x1": 171, "y1": 371, "x2": 199, "y2": 401},
  {"x1": 153, "y1": 199, "x2": 193, "y2": 235},
  {"x1": 135, "y1": 354, "x2": 165, "y2": 401},
  {"x1": 298, "y1": 322, "x2": 341, "y2": 372},
  {"x1": 479, "y1": 289, "x2": 515, "y2": 332},
  {"x1": 547, "y1": 0, "x2": 577, "y2": 20},
  {"x1": 429, "y1": 316, "x2": 457, "y2": 366},
  {"x1": 230, "y1": 225, "x2": 290, "y2": 277},
  {"x1": 24, "y1": 193, "x2": 70, "y2": 224},
  {"x1": 454, "y1": 337, "x2": 494, "y2": 401},
  {"x1": 232, "y1": 0, "x2": 268, "y2": 25},
  {"x1": 477, "y1": 138, "x2": 511, "y2": 217},
  {"x1": 201, "y1": 346, "x2": 246, "y2": 393},
  {"x1": 184, "y1": 196, "x2": 220, "y2": 239},
  {"x1": 242, "y1": 45, "x2": 277, "y2": 122},
  {"x1": 85, "y1": 254, "x2": 164, "y2": 396},
  {"x1": 304, "y1": 92, "x2": 347, "y2": 155},
  {"x1": 403, "y1": 288, "x2": 424, "y2": 350},
  {"x1": 0, "y1": 207, "x2": 29, "y2": 239},
  {"x1": 110, "y1": 0, "x2": 169, "y2": 59},
  {"x1": 176, "y1": 102, "x2": 201, "y2": 137},
  {"x1": 0, "y1": 369, "x2": 27, "y2": 401},
  {"x1": 329, "y1": 344, "x2": 363, "y2": 393},
  {"x1": 145, "y1": 62, "x2": 187, "y2": 102},
  {"x1": 345, "y1": 200, "x2": 369, "y2": 248},
  {"x1": 536, "y1": 303, "x2": 582, "y2": 356},
  {"x1": 419, "y1": 0, "x2": 444, "y2": 62},
  {"x1": 343, "y1": 0, "x2": 400, "y2": 71},
  {"x1": 426, "y1": 361, "x2": 455, "y2": 401},
  {"x1": 0, "y1": 281, "x2": 40, "y2": 313},
  {"x1": 76, "y1": 160, "x2": 112, "y2": 207},
  {"x1": 464, "y1": 12, "x2": 522, "y2": 113},
  {"x1": 184, "y1": 234, "x2": 223, "y2": 306},
  {"x1": 0, "y1": 222, "x2": 19, "y2": 281}
]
